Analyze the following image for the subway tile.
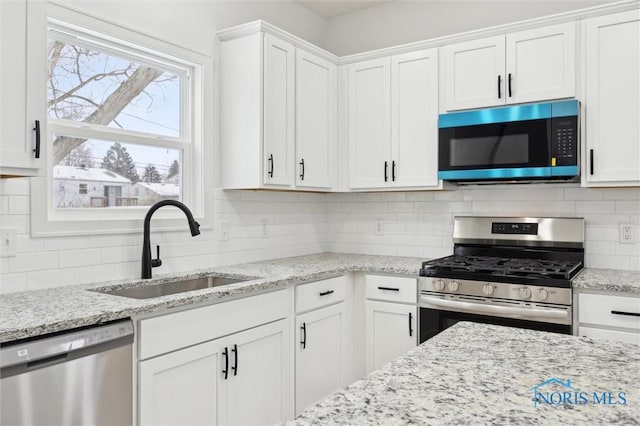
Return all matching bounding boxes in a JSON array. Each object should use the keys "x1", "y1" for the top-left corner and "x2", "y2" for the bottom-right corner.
[
  {"x1": 575, "y1": 201, "x2": 615, "y2": 214},
  {"x1": 616, "y1": 200, "x2": 640, "y2": 214},
  {"x1": 59, "y1": 248, "x2": 102, "y2": 268},
  {"x1": 0, "y1": 196, "x2": 9, "y2": 215},
  {"x1": 564, "y1": 188, "x2": 604, "y2": 200},
  {"x1": 603, "y1": 188, "x2": 640, "y2": 200},
  {"x1": 434, "y1": 191, "x2": 463, "y2": 201},
  {"x1": 406, "y1": 192, "x2": 434, "y2": 202},
  {"x1": 8, "y1": 196, "x2": 29, "y2": 215},
  {"x1": 0, "y1": 178, "x2": 30, "y2": 196},
  {"x1": 27, "y1": 268, "x2": 78, "y2": 291},
  {"x1": 44, "y1": 236, "x2": 90, "y2": 251},
  {"x1": 0, "y1": 273, "x2": 28, "y2": 294},
  {"x1": 9, "y1": 252, "x2": 59, "y2": 273},
  {"x1": 527, "y1": 188, "x2": 564, "y2": 201}
]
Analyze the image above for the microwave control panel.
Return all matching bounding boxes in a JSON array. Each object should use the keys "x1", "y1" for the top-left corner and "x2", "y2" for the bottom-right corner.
[{"x1": 551, "y1": 117, "x2": 578, "y2": 166}]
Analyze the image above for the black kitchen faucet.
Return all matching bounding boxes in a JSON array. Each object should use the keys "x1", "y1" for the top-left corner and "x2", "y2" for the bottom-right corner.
[{"x1": 141, "y1": 200, "x2": 200, "y2": 279}]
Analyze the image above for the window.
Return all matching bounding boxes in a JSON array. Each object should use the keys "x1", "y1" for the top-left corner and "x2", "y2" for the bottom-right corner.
[{"x1": 32, "y1": 6, "x2": 211, "y2": 236}]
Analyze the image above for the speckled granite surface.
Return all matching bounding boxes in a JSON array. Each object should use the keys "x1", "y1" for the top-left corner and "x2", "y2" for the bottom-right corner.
[
  {"x1": 293, "y1": 322, "x2": 640, "y2": 425},
  {"x1": 573, "y1": 268, "x2": 640, "y2": 294},
  {"x1": 0, "y1": 253, "x2": 421, "y2": 343}
]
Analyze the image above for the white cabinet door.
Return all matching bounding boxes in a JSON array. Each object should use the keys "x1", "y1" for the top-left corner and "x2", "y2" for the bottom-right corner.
[
  {"x1": 139, "y1": 340, "x2": 223, "y2": 426},
  {"x1": 579, "y1": 326, "x2": 640, "y2": 345},
  {"x1": 506, "y1": 23, "x2": 576, "y2": 105},
  {"x1": 263, "y1": 34, "x2": 295, "y2": 187},
  {"x1": 295, "y1": 303, "x2": 347, "y2": 415},
  {"x1": 584, "y1": 10, "x2": 640, "y2": 185},
  {"x1": 365, "y1": 301, "x2": 417, "y2": 375},
  {"x1": 348, "y1": 57, "x2": 391, "y2": 189},
  {"x1": 390, "y1": 49, "x2": 439, "y2": 188},
  {"x1": 0, "y1": 0, "x2": 46, "y2": 176},
  {"x1": 443, "y1": 35, "x2": 505, "y2": 111},
  {"x1": 296, "y1": 49, "x2": 336, "y2": 190},
  {"x1": 223, "y1": 319, "x2": 292, "y2": 426}
]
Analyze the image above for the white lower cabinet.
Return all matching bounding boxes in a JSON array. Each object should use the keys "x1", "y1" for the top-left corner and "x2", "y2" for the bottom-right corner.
[
  {"x1": 365, "y1": 300, "x2": 417, "y2": 374},
  {"x1": 139, "y1": 340, "x2": 222, "y2": 425},
  {"x1": 137, "y1": 289, "x2": 293, "y2": 425},
  {"x1": 577, "y1": 291, "x2": 640, "y2": 345},
  {"x1": 295, "y1": 303, "x2": 347, "y2": 415},
  {"x1": 140, "y1": 319, "x2": 291, "y2": 426},
  {"x1": 294, "y1": 276, "x2": 350, "y2": 415}
]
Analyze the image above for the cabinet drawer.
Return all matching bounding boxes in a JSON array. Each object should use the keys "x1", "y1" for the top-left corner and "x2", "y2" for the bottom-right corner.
[
  {"x1": 296, "y1": 276, "x2": 346, "y2": 313},
  {"x1": 578, "y1": 293, "x2": 640, "y2": 330},
  {"x1": 579, "y1": 326, "x2": 640, "y2": 345},
  {"x1": 365, "y1": 275, "x2": 417, "y2": 304},
  {"x1": 139, "y1": 289, "x2": 289, "y2": 360}
]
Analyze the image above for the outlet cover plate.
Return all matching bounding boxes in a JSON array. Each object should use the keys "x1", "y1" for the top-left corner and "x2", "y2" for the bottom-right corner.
[
  {"x1": 0, "y1": 228, "x2": 17, "y2": 257},
  {"x1": 619, "y1": 223, "x2": 635, "y2": 244}
]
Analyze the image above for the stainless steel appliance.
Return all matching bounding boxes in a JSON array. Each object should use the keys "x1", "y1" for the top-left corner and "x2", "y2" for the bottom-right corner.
[
  {"x1": 1, "y1": 320, "x2": 134, "y2": 426},
  {"x1": 419, "y1": 216, "x2": 584, "y2": 342},
  {"x1": 438, "y1": 100, "x2": 579, "y2": 182}
]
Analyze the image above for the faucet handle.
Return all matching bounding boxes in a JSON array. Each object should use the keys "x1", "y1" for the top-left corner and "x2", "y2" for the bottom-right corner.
[{"x1": 151, "y1": 245, "x2": 162, "y2": 268}]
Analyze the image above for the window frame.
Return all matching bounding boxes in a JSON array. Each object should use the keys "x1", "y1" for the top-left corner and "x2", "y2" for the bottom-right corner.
[{"x1": 31, "y1": 4, "x2": 212, "y2": 237}]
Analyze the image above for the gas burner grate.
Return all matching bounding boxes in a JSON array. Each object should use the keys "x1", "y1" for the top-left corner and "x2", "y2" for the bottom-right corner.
[{"x1": 423, "y1": 255, "x2": 583, "y2": 280}]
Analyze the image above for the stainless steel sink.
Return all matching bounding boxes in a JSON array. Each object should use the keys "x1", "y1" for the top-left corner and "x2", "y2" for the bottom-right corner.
[{"x1": 100, "y1": 276, "x2": 248, "y2": 299}]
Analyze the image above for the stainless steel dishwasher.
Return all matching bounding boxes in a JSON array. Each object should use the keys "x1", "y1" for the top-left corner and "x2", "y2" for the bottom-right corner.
[{"x1": 1, "y1": 319, "x2": 134, "y2": 426}]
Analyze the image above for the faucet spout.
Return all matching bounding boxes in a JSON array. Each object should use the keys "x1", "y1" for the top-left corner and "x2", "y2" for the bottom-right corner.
[{"x1": 142, "y1": 200, "x2": 200, "y2": 279}]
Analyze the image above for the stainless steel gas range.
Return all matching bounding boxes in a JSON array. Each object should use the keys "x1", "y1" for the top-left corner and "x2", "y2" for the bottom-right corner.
[{"x1": 418, "y1": 216, "x2": 584, "y2": 343}]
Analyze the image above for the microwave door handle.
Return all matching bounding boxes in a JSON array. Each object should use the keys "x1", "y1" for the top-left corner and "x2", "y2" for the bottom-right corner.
[{"x1": 420, "y1": 295, "x2": 569, "y2": 321}]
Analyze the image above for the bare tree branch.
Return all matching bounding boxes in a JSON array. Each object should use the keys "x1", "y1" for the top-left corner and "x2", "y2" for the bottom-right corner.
[{"x1": 53, "y1": 65, "x2": 163, "y2": 164}]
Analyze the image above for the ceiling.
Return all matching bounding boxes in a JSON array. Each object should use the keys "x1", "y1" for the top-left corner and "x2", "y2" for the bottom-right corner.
[{"x1": 295, "y1": 0, "x2": 394, "y2": 18}]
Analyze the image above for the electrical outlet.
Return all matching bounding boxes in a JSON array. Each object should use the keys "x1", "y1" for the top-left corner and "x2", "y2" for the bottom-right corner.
[
  {"x1": 260, "y1": 220, "x2": 269, "y2": 238},
  {"x1": 619, "y1": 223, "x2": 635, "y2": 244},
  {"x1": 374, "y1": 219, "x2": 384, "y2": 236},
  {"x1": 0, "y1": 228, "x2": 17, "y2": 257},
  {"x1": 219, "y1": 221, "x2": 229, "y2": 241}
]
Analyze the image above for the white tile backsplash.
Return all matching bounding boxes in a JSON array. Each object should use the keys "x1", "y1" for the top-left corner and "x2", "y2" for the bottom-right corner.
[{"x1": 0, "y1": 181, "x2": 639, "y2": 294}]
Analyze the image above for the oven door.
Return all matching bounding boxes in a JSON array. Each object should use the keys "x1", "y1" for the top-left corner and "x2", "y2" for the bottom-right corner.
[{"x1": 419, "y1": 293, "x2": 572, "y2": 343}]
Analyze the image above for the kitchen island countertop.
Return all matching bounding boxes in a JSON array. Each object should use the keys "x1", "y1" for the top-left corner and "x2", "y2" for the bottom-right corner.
[{"x1": 293, "y1": 321, "x2": 640, "y2": 425}]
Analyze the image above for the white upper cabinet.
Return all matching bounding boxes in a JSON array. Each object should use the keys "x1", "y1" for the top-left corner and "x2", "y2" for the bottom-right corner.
[
  {"x1": 296, "y1": 50, "x2": 337, "y2": 189},
  {"x1": 391, "y1": 49, "x2": 439, "y2": 188},
  {"x1": 220, "y1": 26, "x2": 337, "y2": 191},
  {"x1": 442, "y1": 23, "x2": 576, "y2": 111},
  {"x1": 443, "y1": 36, "x2": 506, "y2": 111},
  {"x1": 348, "y1": 58, "x2": 391, "y2": 189},
  {"x1": 348, "y1": 49, "x2": 440, "y2": 190},
  {"x1": 584, "y1": 10, "x2": 640, "y2": 186},
  {"x1": 263, "y1": 34, "x2": 296, "y2": 187},
  {"x1": 0, "y1": 0, "x2": 46, "y2": 177}
]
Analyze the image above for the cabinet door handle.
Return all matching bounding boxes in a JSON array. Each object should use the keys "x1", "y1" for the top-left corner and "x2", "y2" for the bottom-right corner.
[
  {"x1": 378, "y1": 286, "x2": 399, "y2": 292},
  {"x1": 231, "y1": 344, "x2": 238, "y2": 376},
  {"x1": 508, "y1": 73, "x2": 513, "y2": 98},
  {"x1": 611, "y1": 310, "x2": 640, "y2": 317},
  {"x1": 384, "y1": 161, "x2": 388, "y2": 182},
  {"x1": 392, "y1": 160, "x2": 396, "y2": 182},
  {"x1": 299, "y1": 158, "x2": 305, "y2": 181},
  {"x1": 497, "y1": 75, "x2": 502, "y2": 99},
  {"x1": 222, "y1": 346, "x2": 229, "y2": 380},
  {"x1": 268, "y1": 154, "x2": 274, "y2": 178},
  {"x1": 409, "y1": 312, "x2": 413, "y2": 337},
  {"x1": 319, "y1": 290, "x2": 334, "y2": 296},
  {"x1": 33, "y1": 120, "x2": 41, "y2": 159},
  {"x1": 301, "y1": 322, "x2": 307, "y2": 349},
  {"x1": 590, "y1": 149, "x2": 594, "y2": 175}
]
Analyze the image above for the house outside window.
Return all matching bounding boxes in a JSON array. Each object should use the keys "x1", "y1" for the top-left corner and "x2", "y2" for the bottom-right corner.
[{"x1": 78, "y1": 183, "x2": 87, "y2": 194}]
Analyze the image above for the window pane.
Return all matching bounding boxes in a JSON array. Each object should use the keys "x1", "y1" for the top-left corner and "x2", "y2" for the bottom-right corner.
[
  {"x1": 47, "y1": 39, "x2": 181, "y2": 137},
  {"x1": 53, "y1": 136, "x2": 182, "y2": 208}
]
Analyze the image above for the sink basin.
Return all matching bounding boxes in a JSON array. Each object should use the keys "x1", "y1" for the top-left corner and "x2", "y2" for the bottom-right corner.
[{"x1": 101, "y1": 276, "x2": 248, "y2": 299}]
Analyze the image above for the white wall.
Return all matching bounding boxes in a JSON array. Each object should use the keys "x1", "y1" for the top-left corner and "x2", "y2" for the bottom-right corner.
[{"x1": 325, "y1": 0, "x2": 617, "y2": 55}]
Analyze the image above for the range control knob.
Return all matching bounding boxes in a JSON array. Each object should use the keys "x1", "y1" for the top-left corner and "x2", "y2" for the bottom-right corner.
[
  {"x1": 520, "y1": 287, "x2": 532, "y2": 299},
  {"x1": 538, "y1": 288, "x2": 549, "y2": 301},
  {"x1": 434, "y1": 279, "x2": 445, "y2": 291},
  {"x1": 482, "y1": 284, "x2": 494, "y2": 296},
  {"x1": 448, "y1": 281, "x2": 459, "y2": 292}
]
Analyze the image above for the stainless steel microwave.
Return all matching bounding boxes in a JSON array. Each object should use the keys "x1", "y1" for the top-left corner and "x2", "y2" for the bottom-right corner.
[{"x1": 438, "y1": 100, "x2": 579, "y2": 182}]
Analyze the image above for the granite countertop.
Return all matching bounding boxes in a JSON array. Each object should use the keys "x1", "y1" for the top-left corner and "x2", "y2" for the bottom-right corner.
[
  {"x1": 573, "y1": 268, "x2": 640, "y2": 294},
  {"x1": 1, "y1": 252, "x2": 638, "y2": 344},
  {"x1": 294, "y1": 322, "x2": 640, "y2": 425},
  {"x1": 0, "y1": 253, "x2": 421, "y2": 343}
]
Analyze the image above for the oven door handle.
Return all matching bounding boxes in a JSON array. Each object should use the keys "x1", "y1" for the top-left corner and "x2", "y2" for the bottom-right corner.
[{"x1": 420, "y1": 295, "x2": 570, "y2": 321}]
